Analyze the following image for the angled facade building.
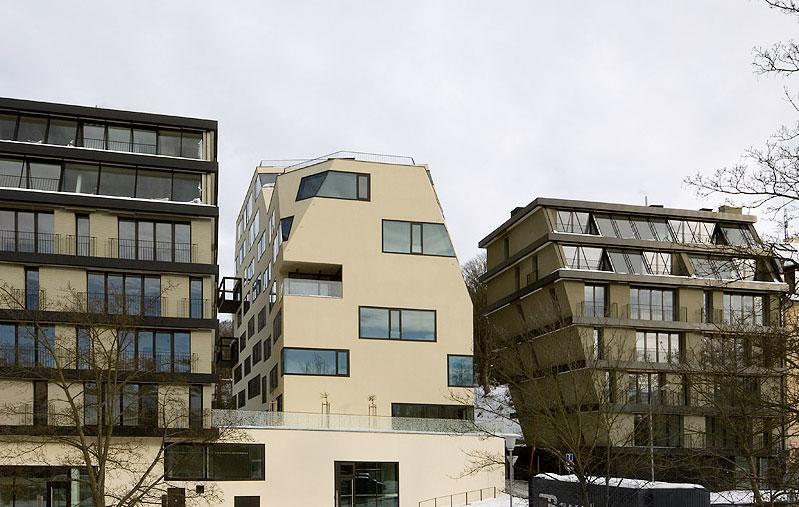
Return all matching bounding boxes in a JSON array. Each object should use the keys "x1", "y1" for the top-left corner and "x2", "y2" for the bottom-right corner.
[{"x1": 479, "y1": 198, "x2": 787, "y2": 488}]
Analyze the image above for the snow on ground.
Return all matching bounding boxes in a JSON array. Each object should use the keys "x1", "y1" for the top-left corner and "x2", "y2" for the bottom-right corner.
[{"x1": 467, "y1": 495, "x2": 528, "y2": 506}]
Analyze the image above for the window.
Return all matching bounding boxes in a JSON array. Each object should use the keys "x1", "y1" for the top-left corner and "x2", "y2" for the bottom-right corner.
[
  {"x1": 719, "y1": 225, "x2": 756, "y2": 247},
  {"x1": 335, "y1": 462, "x2": 398, "y2": 506},
  {"x1": 582, "y1": 284, "x2": 607, "y2": 317},
  {"x1": 118, "y1": 219, "x2": 191, "y2": 263},
  {"x1": 234, "y1": 364, "x2": 242, "y2": 384},
  {"x1": 669, "y1": 220, "x2": 714, "y2": 244},
  {"x1": 0, "y1": 210, "x2": 54, "y2": 254},
  {"x1": 244, "y1": 356, "x2": 251, "y2": 376},
  {"x1": 643, "y1": 251, "x2": 671, "y2": 275},
  {"x1": 561, "y1": 245, "x2": 608, "y2": 271},
  {"x1": 133, "y1": 128, "x2": 157, "y2": 154},
  {"x1": 630, "y1": 288, "x2": 676, "y2": 321},
  {"x1": 47, "y1": 118, "x2": 77, "y2": 146},
  {"x1": 158, "y1": 129, "x2": 182, "y2": 157},
  {"x1": 280, "y1": 216, "x2": 294, "y2": 241},
  {"x1": 257, "y1": 233, "x2": 267, "y2": 259},
  {"x1": 273, "y1": 310, "x2": 282, "y2": 340},
  {"x1": 165, "y1": 443, "x2": 265, "y2": 481},
  {"x1": 25, "y1": 268, "x2": 39, "y2": 310},
  {"x1": 237, "y1": 390, "x2": 245, "y2": 408},
  {"x1": 257, "y1": 306, "x2": 267, "y2": 331},
  {"x1": 634, "y1": 414, "x2": 682, "y2": 447},
  {"x1": 391, "y1": 403, "x2": 473, "y2": 420},
  {"x1": 181, "y1": 131, "x2": 203, "y2": 159},
  {"x1": 447, "y1": 355, "x2": 474, "y2": 387},
  {"x1": 248, "y1": 375, "x2": 261, "y2": 399},
  {"x1": 135, "y1": 169, "x2": 172, "y2": 200},
  {"x1": 269, "y1": 365, "x2": 278, "y2": 392},
  {"x1": 0, "y1": 113, "x2": 16, "y2": 140},
  {"x1": 27, "y1": 162, "x2": 61, "y2": 191},
  {"x1": 723, "y1": 293, "x2": 766, "y2": 326},
  {"x1": 0, "y1": 324, "x2": 56, "y2": 368},
  {"x1": 86, "y1": 272, "x2": 161, "y2": 316},
  {"x1": 173, "y1": 172, "x2": 202, "y2": 202},
  {"x1": 296, "y1": 170, "x2": 369, "y2": 201},
  {"x1": 688, "y1": 255, "x2": 760, "y2": 281},
  {"x1": 382, "y1": 220, "x2": 455, "y2": 256},
  {"x1": 17, "y1": 116, "x2": 47, "y2": 143},
  {"x1": 282, "y1": 348, "x2": 349, "y2": 376},
  {"x1": 33, "y1": 381, "x2": 48, "y2": 426},
  {"x1": 189, "y1": 278, "x2": 203, "y2": 318},
  {"x1": 359, "y1": 307, "x2": 436, "y2": 341},
  {"x1": 635, "y1": 331, "x2": 681, "y2": 363},
  {"x1": 554, "y1": 210, "x2": 595, "y2": 234},
  {"x1": 0, "y1": 158, "x2": 24, "y2": 188},
  {"x1": 62, "y1": 163, "x2": 99, "y2": 194},
  {"x1": 253, "y1": 341, "x2": 262, "y2": 364}
]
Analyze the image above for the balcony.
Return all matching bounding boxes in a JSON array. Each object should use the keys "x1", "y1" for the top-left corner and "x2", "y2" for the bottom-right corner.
[
  {"x1": 178, "y1": 298, "x2": 211, "y2": 319},
  {"x1": 82, "y1": 137, "x2": 157, "y2": 154},
  {"x1": 108, "y1": 238, "x2": 196, "y2": 263},
  {"x1": 575, "y1": 302, "x2": 618, "y2": 319},
  {"x1": 627, "y1": 304, "x2": 687, "y2": 322},
  {"x1": 82, "y1": 292, "x2": 166, "y2": 317},
  {"x1": 697, "y1": 308, "x2": 766, "y2": 327},
  {"x1": 0, "y1": 345, "x2": 199, "y2": 373},
  {"x1": 217, "y1": 277, "x2": 242, "y2": 313},
  {"x1": 283, "y1": 278, "x2": 342, "y2": 298},
  {"x1": 0, "y1": 231, "x2": 97, "y2": 256},
  {"x1": 5, "y1": 288, "x2": 47, "y2": 311},
  {"x1": 211, "y1": 410, "x2": 502, "y2": 435}
]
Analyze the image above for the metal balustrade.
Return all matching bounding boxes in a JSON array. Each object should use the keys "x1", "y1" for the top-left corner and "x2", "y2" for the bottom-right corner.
[
  {"x1": 0, "y1": 345, "x2": 198, "y2": 373},
  {"x1": 6, "y1": 288, "x2": 46, "y2": 310},
  {"x1": 212, "y1": 410, "x2": 502, "y2": 435},
  {"x1": 283, "y1": 278, "x2": 343, "y2": 298},
  {"x1": 108, "y1": 238, "x2": 195, "y2": 263},
  {"x1": 263, "y1": 151, "x2": 416, "y2": 170},
  {"x1": 627, "y1": 303, "x2": 687, "y2": 322},
  {"x1": 81, "y1": 292, "x2": 165, "y2": 317},
  {"x1": 575, "y1": 302, "x2": 618, "y2": 318},
  {"x1": 178, "y1": 298, "x2": 210, "y2": 319},
  {"x1": 0, "y1": 175, "x2": 60, "y2": 192},
  {"x1": 81, "y1": 137, "x2": 158, "y2": 154},
  {"x1": 418, "y1": 487, "x2": 498, "y2": 507}
]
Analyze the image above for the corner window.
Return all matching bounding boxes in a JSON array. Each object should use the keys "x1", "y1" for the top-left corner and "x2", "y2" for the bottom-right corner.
[
  {"x1": 296, "y1": 170, "x2": 369, "y2": 201},
  {"x1": 282, "y1": 348, "x2": 349, "y2": 376},
  {"x1": 382, "y1": 220, "x2": 455, "y2": 257},
  {"x1": 447, "y1": 355, "x2": 474, "y2": 387},
  {"x1": 359, "y1": 307, "x2": 436, "y2": 341}
]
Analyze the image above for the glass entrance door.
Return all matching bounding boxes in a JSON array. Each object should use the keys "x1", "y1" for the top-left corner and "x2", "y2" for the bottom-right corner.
[
  {"x1": 334, "y1": 462, "x2": 399, "y2": 507},
  {"x1": 47, "y1": 481, "x2": 70, "y2": 507}
]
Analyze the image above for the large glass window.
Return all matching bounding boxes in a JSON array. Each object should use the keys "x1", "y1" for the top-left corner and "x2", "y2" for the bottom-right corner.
[
  {"x1": 282, "y1": 348, "x2": 349, "y2": 376},
  {"x1": 0, "y1": 158, "x2": 23, "y2": 188},
  {"x1": 47, "y1": 118, "x2": 77, "y2": 146},
  {"x1": 0, "y1": 113, "x2": 16, "y2": 140},
  {"x1": 382, "y1": 220, "x2": 455, "y2": 256},
  {"x1": 82, "y1": 124, "x2": 105, "y2": 150},
  {"x1": 630, "y1": 287, "x2": 675, "y2": 321},
  {"x1": 0, "y1": 210, "x2": 53, "y2": 254},
  {"x1": 562, "y1": 245, "x2": 607, "y2": 271},
  {"x1": 86, "y1": 272, "x2": 161, "y2": 317},
  {"x1": 583, "y1": 284, "x2": 607, "y2": 317},
  {"x1": 391, "y1": 403, "x2": 473, "y2": 420},
  {"x1": 359, "y1": 307, "x2": 436, "y2": 341},
  {"x1": 99, "y1": 166, "x2": 136, "y2": 197},
  {"x1": 723, "y1": 292, "x2": 765, "y2": 326},
  {"x1": 16, "y1": 116, "x2": 46, "y2": 143},
  {"x1": 554, "y1": 210, "x2": 595, "y2": 234},
  {"x1": 118, "y1": 219, "x2": 191, "y2": 263},
  {"x1": 181, "y1": 132, "x2": 203, "y2": 159},
  {"x1": 136, "y1": 169, "x2": 172, "y2": 200},
  {"x1": 27, "y1": 162, "x2": 61, "y2": 191},
  {"x1": 670, "y1": 220, "x2": 714, "y2": 244},
  {"x1": 636, "y1": 331, "x2": 681, "y2": 363},
  {"x1": 158, "y1": 130, "x2": 182, "y2": 157},
  {"x1": 165, "y1": 443, "x2": 265, "y2": 481},
  {"x1": 296, "y1": 170, "x2": 369, "y2": 201},
  {"x1": 62, "y1": 163, "x2": 99, "y2": 194},
  {"x1": 447, "y1": 355, "x2": 474, "y2": 387},
  {"x1": 131, "y1": 128, "x2": 156, "y2": 154},
  {"x1": 173, "y1": 172, "x2": 202, "y2": 202},
  {"x1": 643, "y1": 251, "x2": 671, "y2": 275},
  {"x1": 107, "y1": 126, "x2": 131, "y2": 152},
  {"x1": 336, "y1": 462, "x2": 398, "y2": 506}
]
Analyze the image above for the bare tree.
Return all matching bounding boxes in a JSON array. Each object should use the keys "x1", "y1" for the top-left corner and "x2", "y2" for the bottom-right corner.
[
  {"x1": 0, "y1": 283, "x2": 239, "y2": 506},
  {"x1": 462, "y1": 252, "x2": 495, "y2": 391}
]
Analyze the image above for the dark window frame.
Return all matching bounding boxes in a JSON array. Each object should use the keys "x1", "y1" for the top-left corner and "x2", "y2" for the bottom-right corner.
[
  {"x1": 358, "y1": 306, "x2": 437, "y2": 342},
  {"x1": 281, "y1": 347, "x2": 350, "y2": 377},
  {"x1": 447, "y1": 354, "x2": 475, "y2": 388},
  {"x1": 295, "y1": 170, "x2": 370, "y2": 202},
  {"x1": 381, "y1": 219, "x2": 456, "y2": 258}
]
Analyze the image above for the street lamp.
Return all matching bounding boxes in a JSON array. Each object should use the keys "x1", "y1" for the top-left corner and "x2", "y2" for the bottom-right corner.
[{"x1": 504, "y1": 434, "x2": 519, "y2": 507}]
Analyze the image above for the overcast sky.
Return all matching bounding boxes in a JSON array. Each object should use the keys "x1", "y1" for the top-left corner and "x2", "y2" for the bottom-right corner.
[{"x1": 1, "y1": 1, "x2": 797, "y2": 276}]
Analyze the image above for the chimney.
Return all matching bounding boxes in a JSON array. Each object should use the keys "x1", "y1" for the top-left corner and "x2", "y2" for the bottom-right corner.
[{"x1": 718, "y1": 205, "x2": 742, "y2": 215}]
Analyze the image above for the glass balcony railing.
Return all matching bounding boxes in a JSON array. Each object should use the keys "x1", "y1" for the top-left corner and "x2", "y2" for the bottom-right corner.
[
  {"x1": 283, "y1": 278, "x2": 342, "y2": 298},
  {"x1": 211, "y1": 410, "x2": 500, "y2": 435}
]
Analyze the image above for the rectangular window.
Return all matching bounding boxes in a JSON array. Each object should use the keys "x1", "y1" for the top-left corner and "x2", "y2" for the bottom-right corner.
[
  {"x1": 253, "y1": 340, "x2": 262, "y2": 364},
  {"x1": 447, "y1": 355, "x2": 474, "y2": 387},
  {"x1": 554, "y1": 210, "x2": 595, "y2": 234},
  {"x1": 335, "y1": 462, "x2": 398, "y2": 506},
  {"x1": 33, "y1": 380, "x2": 48, "y2": 426},
  {"x1": 723, "y1": 292, "x2": 766, "y2": 326},
  {"x1": 17, "y1": 116, "x2": 47, "y2": 143},
  {"x1": 165, "y1": 443, "x2": 265, "y2": 481},
  {"x1": 359, "y1": 307, "x2": 436, "y2": 341},
  {"x1": 244, "y1": 356, "x2": 251, "y2": 376},
  {"x1": 173, "y1": 172, "x2": 202, "y2": 202},
  {"x1": 25, "y1": 268, "x2": 39, "y2": 310},
  {"x1": 62, "y1": 163, "x2": 99, "y2": 194},
  {"x1": 282, "y1": 348, "x2": 349, "y2": 376},
  {"x1": 391, "y1": 403, "x2": 473, "y2": 420},
  {"x1": 234, "y1": 364, "x2": 242, "y2": 384},
  {"x1": 0, "y1": 113, "x2": 16, "y2": 140},
  {"x1": 99, "y1": 166, "x2": 136, "y2": 197},
  {"x1": 582, "y1": 284, "x2": 607, "y2": 317},
  {"x1": 190, "y1": 278, "x2": 203, "y2": 319},
  {"x1": 635, "y1": 331, "x2": 681, "y2": 363},
  {"x1": 133, "y1": 128, "x2": 157, "y2": 155},
  {"x1": 630, "y1": 287, "x2": 676, "y2": 321},
  {"x1": 248, "y1": 375, "x2": 261, "y2": 399},
  {"x1": 136, "y1": 169, "x2": 172, "y2": 200},
  {"x1": 0, "y1": 158, "x2": 24, "y2": 189},
  {"x1": 382, "y1": 220, "x2": 455, "y2": 257},
  {"x1": 273, "y1": 310, "x2": 282, "y2": 340},
  {"x1": 561, "y1": 245, "x2": 607, "y2": 271},
  {"x1": 269, "y1": 365, "x2": 278, "y2": 392}
]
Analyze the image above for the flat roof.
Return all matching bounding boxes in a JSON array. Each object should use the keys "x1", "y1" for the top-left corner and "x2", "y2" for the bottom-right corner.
[
  {"x1": 0, "y1": 97, "x2": 217, "y2": 131},
  {"x1": 479, "y1": 197, "x2": 757, "y2": 248}
]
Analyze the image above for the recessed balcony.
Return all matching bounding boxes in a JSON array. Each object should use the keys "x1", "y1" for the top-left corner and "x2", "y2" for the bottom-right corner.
[
  {"x1": 283, "y1": 278, "x2": 342, "y2": 298},
  {"x1": 217, "y1": 277, "x2": 242, "y2": 314}
]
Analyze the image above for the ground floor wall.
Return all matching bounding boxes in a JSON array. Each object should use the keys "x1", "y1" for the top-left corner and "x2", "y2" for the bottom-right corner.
[{"x1": 0, "y1": 429, "x2": 504, "y2": 507}]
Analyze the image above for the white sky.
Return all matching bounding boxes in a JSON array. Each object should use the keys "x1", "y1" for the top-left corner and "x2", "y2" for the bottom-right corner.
[{"x1": 1, "y1": 1, "x2": 797, "y2": 276}]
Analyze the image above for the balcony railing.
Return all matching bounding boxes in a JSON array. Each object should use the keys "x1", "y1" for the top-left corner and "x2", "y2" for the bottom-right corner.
[
  {"x1": 82, "y1": 292, "x2": 165, "y2": 317},
  {"x1": 0, "y1": 346, "x2": 199, "y2": 373},
  {"x1": 81, "y1": 137, "x2": 158, "y2": 154},
  {"x1": 575, "y1": 302, "x2": 618, "y2": 319},
  {"x1": 698, "y1": 308, "x2": 766, "y2": 326},
  {"x1": 178, "y1": 298, "x2": 210, "y2": 319},
  {"x1": 6, "y1": 288, "x2": 46, "y2": 311},
  {"x1": 117, "y1": 350, "x2": 198, "y2": 373},
  {"x1": 627, "y1": 304, "x2": 687, "y2": 322},
  {"x1": 283, "y1": 278, "x2": 343, "y2": 298},
  {"x1": 0, "y1": 174, "x2": 60, "y2": 192},
  {"x1": 211, "y1": 410, "x2": 501, "y2": 435},
  {"x1": 108, "y1": 238, "x2": 195, "y2": 263}
]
